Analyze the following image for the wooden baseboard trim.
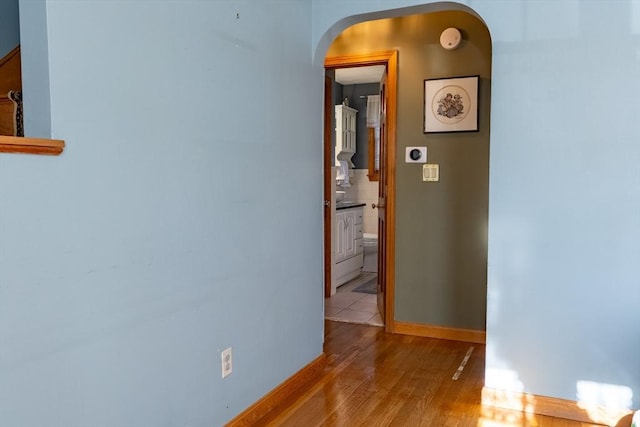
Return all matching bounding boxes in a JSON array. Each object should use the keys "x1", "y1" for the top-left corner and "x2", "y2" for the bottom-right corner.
[
  {"x1": 394, "y1": 321, "x2": 485, "y2": 344},
  {"x1": 482, "y1": 387, "x2": 633, "y2": 426},
  {"x1": 225, "y1": 353, "x2": 327, "y2": 427}
]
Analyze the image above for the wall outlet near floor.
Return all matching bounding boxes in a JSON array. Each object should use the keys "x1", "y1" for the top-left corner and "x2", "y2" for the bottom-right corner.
[{"x1": 221, "y1": 347, "x2": 232, "y2": 378}]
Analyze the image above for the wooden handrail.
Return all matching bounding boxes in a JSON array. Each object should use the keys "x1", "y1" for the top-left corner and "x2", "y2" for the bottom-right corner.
[{"x1": 0, "y1": 135, "x2": 65, "y2": 155}]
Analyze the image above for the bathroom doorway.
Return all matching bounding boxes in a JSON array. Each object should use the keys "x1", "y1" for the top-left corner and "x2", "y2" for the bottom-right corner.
[{"x1": 323, "y1": 51, "x2": 397, "y2": 331}]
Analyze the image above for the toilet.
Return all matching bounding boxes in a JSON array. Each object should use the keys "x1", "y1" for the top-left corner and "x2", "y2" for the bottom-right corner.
[{"x1": 362, "y1": 233, "x2": 378, "y2": 273}]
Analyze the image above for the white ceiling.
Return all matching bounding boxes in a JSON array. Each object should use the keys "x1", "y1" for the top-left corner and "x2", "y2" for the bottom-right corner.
[{"x1": 334, "y1": 65, "x2": 385, "y2": 85}]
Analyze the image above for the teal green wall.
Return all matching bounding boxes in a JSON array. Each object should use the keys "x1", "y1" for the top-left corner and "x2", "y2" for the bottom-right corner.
[{"x1": 328, "y1": 10, "x2": 491, "y2": 331}]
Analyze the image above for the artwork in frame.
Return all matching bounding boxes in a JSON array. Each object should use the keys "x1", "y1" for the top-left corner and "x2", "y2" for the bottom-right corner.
[{"x1": 424, "y1": 76, "x2": 479, "y2": 133}]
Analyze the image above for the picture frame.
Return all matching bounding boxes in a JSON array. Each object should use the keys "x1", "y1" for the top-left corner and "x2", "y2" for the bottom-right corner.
[{"x1": 424, "y1": 76, "x2": 479, "y2": 133}]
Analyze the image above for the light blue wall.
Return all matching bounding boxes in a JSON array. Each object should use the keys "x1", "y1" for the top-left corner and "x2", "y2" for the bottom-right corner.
[
  {"x1": 3, "y1": 0, "x2": 639, "y2": 425},
  {"x1": 2, "y1": 1, "x2": 321, "y2": 426},
  {"x1": 0, "y1": 0, "x2": 20, "y2": 57},
  {"x1": 314, "y1": 0, "x2": 640, "y2": 411},
  {"x1": 18, "y1": 0, "x2": 51, "y2": 137}
]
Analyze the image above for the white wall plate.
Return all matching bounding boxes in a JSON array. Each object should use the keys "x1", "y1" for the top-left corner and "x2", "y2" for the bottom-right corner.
[
  {"x1": 423, "y1": 164, "x2": 439, "y2": 181},
  {"x1": 405, "y1": 146, "x2": 427, "y2": 163}
]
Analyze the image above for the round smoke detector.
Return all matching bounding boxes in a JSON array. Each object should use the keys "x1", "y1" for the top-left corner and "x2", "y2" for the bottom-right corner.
[{"x1": 440, "y1": 27, "x2": 462, "y2": 50}]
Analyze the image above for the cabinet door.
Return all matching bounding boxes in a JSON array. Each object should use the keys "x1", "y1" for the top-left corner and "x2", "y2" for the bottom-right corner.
[
  {"x1": 342, "y1": 127, "x2": 351, "y2": 152},
  {"x1": 343, "y1": 210, "x2": 356, "y2": 258},
  {"x1": 335, "y1": 106, "x2": 357, "y2": 155},
  {"x1": 335, "y1": 211, "x2": 346, "y2": 262}
]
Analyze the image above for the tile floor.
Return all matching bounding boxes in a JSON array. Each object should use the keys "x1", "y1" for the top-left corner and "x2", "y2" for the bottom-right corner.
[{"x1": 325, "y1": 272, "x2": 383, "y2": 327}]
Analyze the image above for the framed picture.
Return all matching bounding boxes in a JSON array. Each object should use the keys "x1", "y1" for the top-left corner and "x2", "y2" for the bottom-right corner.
[{"x1": 424, "y1": 76, "x2": 479, "y2": 133}]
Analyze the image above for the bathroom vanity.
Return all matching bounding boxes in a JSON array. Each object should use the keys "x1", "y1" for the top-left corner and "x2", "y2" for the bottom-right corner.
[{"x1": 335, "y1": 202, "x2": 365, "y2": 287}]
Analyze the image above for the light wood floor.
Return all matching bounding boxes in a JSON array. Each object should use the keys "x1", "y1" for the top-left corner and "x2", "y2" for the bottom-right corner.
[{"x1": 259, "y1": 320, "x2": 605, "y2": 427}]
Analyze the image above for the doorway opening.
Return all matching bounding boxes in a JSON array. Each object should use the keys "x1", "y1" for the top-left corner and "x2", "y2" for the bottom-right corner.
[
  {"x1": 319, "y1": 5, "x2": 491, "y2": 343},
  {"x1": 323, "y1": 51, "x2": 398, "y2": 332}
]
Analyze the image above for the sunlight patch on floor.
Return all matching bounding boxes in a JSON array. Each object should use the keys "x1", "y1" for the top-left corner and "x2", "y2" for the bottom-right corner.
[
  {"x1": 480, "y1": 388, "x2": 538, "y2": 427},
  {"x1": 576, "y1": 380, "x2": 634, "y2": 426}
]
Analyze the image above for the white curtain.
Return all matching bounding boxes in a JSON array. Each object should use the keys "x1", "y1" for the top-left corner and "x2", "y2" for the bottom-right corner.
[{"x1": 366, "y1": 95, "x2": 380, "y2": 128}]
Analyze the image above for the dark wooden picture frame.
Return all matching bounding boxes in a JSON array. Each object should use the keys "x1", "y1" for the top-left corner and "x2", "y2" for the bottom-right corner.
[{"x1": 424, "y1": 76, "x2": 478, "y2": 133}]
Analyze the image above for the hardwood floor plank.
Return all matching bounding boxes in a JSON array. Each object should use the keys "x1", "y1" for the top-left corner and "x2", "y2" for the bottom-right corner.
[{"x1": 263, "y1": 321, "x2": 608, "y2": 426}]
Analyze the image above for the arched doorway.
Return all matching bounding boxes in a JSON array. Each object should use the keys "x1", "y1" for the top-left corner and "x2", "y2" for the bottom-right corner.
[{"x1": 321, "y1": 6, "x2": 492, "y2": 343}]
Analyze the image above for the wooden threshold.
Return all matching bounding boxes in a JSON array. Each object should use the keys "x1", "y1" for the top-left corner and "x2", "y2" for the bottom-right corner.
[
  {"x1": 225, "y1": 353, "x2": 327, "y2": 427},
  {"x1": 394, "y1": 320, "x2": 486, "y2": 344},
  {"x1": 0, "y1": 135, "x2": 65, "y2": 155},
  {"x1": 482, "y1": 387, "x2": 633, "y2": 426}
]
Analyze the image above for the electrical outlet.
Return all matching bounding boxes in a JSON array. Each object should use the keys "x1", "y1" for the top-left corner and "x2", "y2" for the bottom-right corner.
[{"x1": 221, "y1": 347, "x2": 232, "y2": 378}]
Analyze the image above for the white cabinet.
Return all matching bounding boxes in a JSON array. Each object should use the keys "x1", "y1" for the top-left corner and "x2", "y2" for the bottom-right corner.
[
  {"x1": 335, "y1": 211, "x2": 348, "y2": 262},
  {"x1": 336, "y1": 209, "x2": 355, "y2": 263},
  {"x1": 335, "y1": 105, "x2": 357, "y2": 165},
  {"x1": 335, "y1": 205, "x2": 364, "y2": 287}
]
